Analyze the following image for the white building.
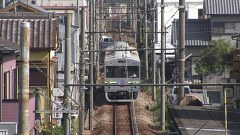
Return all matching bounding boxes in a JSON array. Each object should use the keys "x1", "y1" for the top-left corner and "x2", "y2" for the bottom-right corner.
[{"x1": 156, "y1": 0, "x2": 204, "y2": 52}]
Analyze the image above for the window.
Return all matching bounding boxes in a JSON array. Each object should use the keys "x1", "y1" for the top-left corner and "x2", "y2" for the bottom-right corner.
[
  {"x1": 106, "y1": 66, "x2": 126, "y2": 78},
  {"x1": 213, "y1": 22, "x2": 240, "y2": 34},
  {"x1": 213, "y1": 22, "x2": 224, "y2": 34},
  {"x1": 225, "y1": 23, "x2": 235, "y2": 33},
  {"x1": 29, "y1": 68, "x2": 47, "y2": 86},
  {"x1": 3, "y1": 71, "x2": 10, "y2": 99},
  {"x1": 106, "y1": 66, "x2": 139, "y2": 78},
  {"x1": 173, "y1": 87, "x2": 191, "y2": 95},
  {"x1": 128, "y1": 66, "x2": 139, "y2": 78},
  {"x1": 198, "y1": 9, "x2": 203, "y2": 18},
  {"x1": 13, "y1": 68, "x2": 18, "y2": 99}
]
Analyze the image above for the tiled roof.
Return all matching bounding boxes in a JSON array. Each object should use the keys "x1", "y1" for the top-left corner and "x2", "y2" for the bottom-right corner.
[
  {"x1": 0, "y1": 38, "x2": 19, "y2": 54},
  {"x1": 0, "y1": 19, "x2": 59, "y2": 50},
  {"x1": 204, "y1": 0, "x2": 240, "y2": 15},
  {"x1": 171, "y1": 19, "x2": 212, "y2": 46},
  {"x1": 0, "y1": 1, "x2": 50, "y2": 13}
]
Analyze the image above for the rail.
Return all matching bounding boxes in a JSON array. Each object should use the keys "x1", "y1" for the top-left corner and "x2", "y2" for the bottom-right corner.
[
  {"x1": 129, "y1": 102, "x2": 139, "y2": 135},
  {"x1": 113, "y1": 103, "x2": 138, "y2": 135}
]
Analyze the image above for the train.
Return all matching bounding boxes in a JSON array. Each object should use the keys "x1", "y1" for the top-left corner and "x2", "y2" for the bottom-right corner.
[{"x1": 104, "y1": 41, "x2": 141, "y2": 102}]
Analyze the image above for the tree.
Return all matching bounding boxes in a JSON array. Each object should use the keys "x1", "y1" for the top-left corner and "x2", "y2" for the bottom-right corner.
[{"x1": 195, "y1": 39, "x2": 235, "y2": 75}]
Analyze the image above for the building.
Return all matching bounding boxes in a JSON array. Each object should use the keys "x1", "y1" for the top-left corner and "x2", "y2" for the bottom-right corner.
[
  {"x1": 157, "y1": 0, "x2": 204, "y2": 52},
  {"x1": 0, "y1": 38, "x2": 36, "y2": 134},
  {"x1": 0, "y1": 1, "x2": 59, "y2": 131}
]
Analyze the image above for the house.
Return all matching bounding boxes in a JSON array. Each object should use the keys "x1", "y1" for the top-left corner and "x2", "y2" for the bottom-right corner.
[
  {"x1": 0, "y1": 38, "x2": 35, "y2": 134},
  {"x1": 203, "y1": 0, "x2": 240, "y2": 105},
  {"x1": 157, "y1": 0, "x2": 204, "y2": 54},
  {"x1": 16, "y1": 0, "x2": 87, "y2": 26},
  {"x1": 0, "y1": 0, "x2": 59, "y2": 130},
  {"x1": 171, "y1": 19, "x2": 211, "y2": 84},
  {"x1": 203, "y1": 0, "x2": 240, "y2": 44},
  {"x1": 172, "y1": 0, "x2": 240, "y2": 106}
]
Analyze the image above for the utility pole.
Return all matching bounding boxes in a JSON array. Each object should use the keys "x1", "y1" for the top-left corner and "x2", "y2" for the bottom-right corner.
[
  {"x1": 63, "y1": 14, "x2": 71, "y2": 135},
  {"x1": 152, "y1": 0, "x2": 156, "y2": 101},
  {"x1": 89, "y1": 0, "x2": 94, "y2": 131},
  {"x1": 18, "y1": 21, "x2": 30, "y2": 135},
  {"x1": 160, "y1": 0, "x2": 166, "y2": 131},
  {"x1": 136, "y1": 0, "x2": 141, "y2": 46},
  {"x1": 144, "y1": 0, "x2": 149, "y2": 80},
  {"x1": 79, "y1": 6, "x2": 86, "y2": 135},
  {"x1": 178, "y1": 0, "x2": 186, "y2": 104},
  {"x1": 93, "y1": 0, "x2": 99, "y2": 84}
]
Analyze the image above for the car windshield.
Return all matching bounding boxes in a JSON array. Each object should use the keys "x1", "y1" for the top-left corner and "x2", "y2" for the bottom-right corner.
[{"x1": 173, "y1": 87, "x2": 190, "y2": 94}]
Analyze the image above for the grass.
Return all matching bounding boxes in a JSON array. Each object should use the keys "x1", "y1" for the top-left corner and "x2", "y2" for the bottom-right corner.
[{"x1": 142, "y1": 85, "x2": 175, "y2": 132}]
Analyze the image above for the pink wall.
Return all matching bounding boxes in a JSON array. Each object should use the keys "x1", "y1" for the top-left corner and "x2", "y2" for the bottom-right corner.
[
  {"x1": 2, "y1": 54, "x2": 17, "y2": 99},
  {"x1": 2, "y1": 96, "x2": 35, "y2": 132}
]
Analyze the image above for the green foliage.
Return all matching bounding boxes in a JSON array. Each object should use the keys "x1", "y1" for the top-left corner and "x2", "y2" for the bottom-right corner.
[
  {"x1": 42, "y1": 126, "x2": 64, "y2": 135},
  {"x1": 195, "y1": 39, "x2": 234, "y2": 75}
]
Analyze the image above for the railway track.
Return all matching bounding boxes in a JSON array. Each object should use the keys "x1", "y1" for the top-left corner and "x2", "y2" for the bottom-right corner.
[
  {"x1": 113, "y1": 103, "x2": 139, "y2": 135},
  {"x1": 106, "y1": 14, "x2": 136, "y2": 46}
]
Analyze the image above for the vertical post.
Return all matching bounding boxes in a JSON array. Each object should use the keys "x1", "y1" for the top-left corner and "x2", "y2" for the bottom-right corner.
[
  {"x1": 1, "y1": 0, "x2": 5, "y2": 8},
  {"x1": 18, "y1": 21, "x2": 30, "y2": 135},
  {"x1": 152, "y1": 0, "x2": 156, "y2": 101},
  {"x1": 160, "y1": 0, "x2": 165, "y2": 131},
  {"x1": 63, "y1": 14, "x2": 72, "y2": 135},
  {"x1": 0, "y1": 58, "x2": 2, "y2": 122},
  {"x1": 35, "y1": 88, "x2": 41, "y2": 121},
  {"x1": 89, "y1": 0, "x2": 94, "y2": 131},
  {"x1": 77, "y1": 0, "x2": 80, "y2": 27},
  {"x1": 136, "y1": 0, "x2": 141, "y2": 46},
  {"x1": 79, "y1": 7, "x2": 86, "y2": 135},
  {"x1": 144, "y1": 0, "x2": 149, "y2": 80},
  {"x1": 35, "y1": 88, "x2": 41, "y2": 135},
  {"x1": 224, "y1": 89, "x2": 228, "y2": 135},
  {"x1": 95, "y1": 0, "x2": 100, "y2": 84},
  {"x1": 178, "y1": 0, "x2": 185, "y2": 104}
]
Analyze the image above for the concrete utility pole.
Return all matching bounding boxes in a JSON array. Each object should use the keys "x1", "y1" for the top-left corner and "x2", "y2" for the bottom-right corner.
[
  {"x1": 18, "y1": 21, "x2": 30, "y2": 135},
  {"x1": 63, "y1": 14, "x2": 72, "y2": 135},
  {"x1": 152, "y1": 0, "x2": 156, "y2": 101},
  {"x1": 79, "y1": 7, "x2": 86, "y2": 135},
  {"x1": 144, "y1": 0, "x2": 149, "y2": 80},
  {"x1": 178, "y1": 0, "x2": 186, "y2": 104},
  {"x1": 136, "y1": 0, "x2": 141, "y2": 46},
  {"x1": 89, "y1": 0, "x2": 94, "y2": 130},
  {"x1": 160, "y1": 0, "x2": 166, "y2": 131},
  {"x1": 95, "y1": 0, "x2": 100, "y2": 85}
]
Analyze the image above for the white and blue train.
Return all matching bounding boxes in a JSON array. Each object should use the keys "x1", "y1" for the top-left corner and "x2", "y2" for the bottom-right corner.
[{"x1": 104, "y1": 41, "x2": 141, "y2": 102}]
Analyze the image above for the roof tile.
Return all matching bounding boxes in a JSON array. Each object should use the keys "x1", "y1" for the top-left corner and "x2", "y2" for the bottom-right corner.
[{"x1": 0, "y1": 19, "x2": 59, "y2": 50}]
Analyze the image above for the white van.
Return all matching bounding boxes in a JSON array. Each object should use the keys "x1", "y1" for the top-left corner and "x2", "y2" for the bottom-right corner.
[
  {"x1": 169, "y1": 86, "x2": 192, "y2": 103},
  {"x1": 99, "y1": 36, "x2": 115, "y2": 50}
]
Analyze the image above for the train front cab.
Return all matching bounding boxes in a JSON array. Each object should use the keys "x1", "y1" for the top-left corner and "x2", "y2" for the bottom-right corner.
[{"x1": 105, "y1": 85, "x2": 140, "y2": 102}]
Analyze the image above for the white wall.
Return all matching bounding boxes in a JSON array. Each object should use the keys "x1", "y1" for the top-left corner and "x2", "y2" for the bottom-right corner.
[
  {"x1": 156, "y1": 0, "x2": 203, "y2": 46},
  {"x1": 36, "y1": 0, "x2": 87, "y2": 7}
]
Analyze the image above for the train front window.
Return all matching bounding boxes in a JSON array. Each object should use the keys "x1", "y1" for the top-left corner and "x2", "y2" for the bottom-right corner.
[
  {"x1": 106, "y1": 66, "x2": 139, "y2": 78},
  {"x1": 128, "y1": 66, "x2": 139, "y2": 78},
  {"x1": 106, "y1": 66, "x2": 126, "y2": 78}
]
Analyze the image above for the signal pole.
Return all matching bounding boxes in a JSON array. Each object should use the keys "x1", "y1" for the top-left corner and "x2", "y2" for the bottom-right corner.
[{"x1": 178, "y1": 0, "x2": 186, "y2": 104}]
